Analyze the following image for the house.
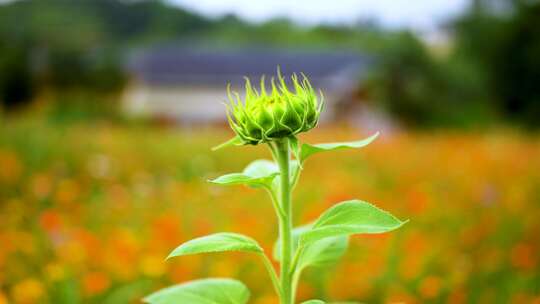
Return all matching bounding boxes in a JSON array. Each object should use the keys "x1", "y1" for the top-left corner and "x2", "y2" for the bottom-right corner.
[{"x1": 123, "y1": 46, "x2": 372, "y2": 124}]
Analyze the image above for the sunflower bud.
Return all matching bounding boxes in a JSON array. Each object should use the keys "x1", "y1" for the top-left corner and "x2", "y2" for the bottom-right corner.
[{"x1": 226, "y1": 72, "x2": 323, "y2": 145}]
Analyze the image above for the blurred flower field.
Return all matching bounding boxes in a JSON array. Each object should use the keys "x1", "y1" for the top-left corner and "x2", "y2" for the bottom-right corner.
[{"x1": 1, "y1": 120, "x2": 539, "y2": 304}]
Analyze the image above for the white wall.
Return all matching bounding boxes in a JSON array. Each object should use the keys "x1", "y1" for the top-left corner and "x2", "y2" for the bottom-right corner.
[{"x1": 123, "y1": 83, "x2": 338, "y2": 124}]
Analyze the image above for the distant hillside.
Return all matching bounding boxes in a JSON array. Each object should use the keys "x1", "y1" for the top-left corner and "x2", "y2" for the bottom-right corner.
[
  {"x1": 0, "y1": 0, "x2": 213, "y2": 48},
  {"x1": 0, "y1": 0, "x2": 388, "y2": 108},
  {"x1": 0, "y1": 0, "x2": 388, "y2": 51}
]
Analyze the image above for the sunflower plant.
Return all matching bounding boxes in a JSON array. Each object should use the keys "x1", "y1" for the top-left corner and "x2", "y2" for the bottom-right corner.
[{"x1": 144, "y1": 71, "x2": 407, "y2": 304}]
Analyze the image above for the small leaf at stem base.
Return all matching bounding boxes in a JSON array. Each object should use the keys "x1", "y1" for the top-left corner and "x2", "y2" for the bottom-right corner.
[
  {"x1": 168, "y1": 232, "x2": 263, "y2": 259},
  {"x1": 209, "y1": 159, "x2": 278, "y2": 189}
]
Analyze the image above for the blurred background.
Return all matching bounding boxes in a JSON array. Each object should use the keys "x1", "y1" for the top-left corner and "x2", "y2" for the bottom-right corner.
[{"x1": 1, "y1": 0, "x2": 539, "y2": 303}]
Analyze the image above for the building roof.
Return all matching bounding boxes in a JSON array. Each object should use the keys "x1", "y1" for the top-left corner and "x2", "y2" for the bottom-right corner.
[{"x1": 127, "y1": 46, "x2": 372, "y2": 91}]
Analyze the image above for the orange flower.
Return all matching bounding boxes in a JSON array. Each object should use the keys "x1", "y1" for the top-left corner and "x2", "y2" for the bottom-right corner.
[
  {"x1": 30, "y1": 173, "x2": 53, "y2": 200},
  {"x1": 418, "y1": 276, "x2": 442, "y2": 299},
  {"x1": 0, "y1": 149, "x2": 22, "y2": 184},
  {"x1": 0, "y1": 291, "x2": 7, "y2": 304},
  {"x1": 83, "y1": 272, "x2": 111, "y2": 296},
  {"x1": 511, "y1": 242, "x2": 537, "y2": 271},
  {"x1": 39, "y1": 209, "x2": 63, "y2": 233}
]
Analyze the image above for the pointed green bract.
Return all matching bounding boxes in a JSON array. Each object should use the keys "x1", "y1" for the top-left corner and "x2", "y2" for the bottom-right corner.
[
  {"x1": 301, "y1": 300, "x2": 325, "y2": 304},
  {"x1": 209, "y1": 159, "x2": 278, "y2": 189},
  {"x1": 143, "y1": 278, "x2": 250, "y2": 304},
  {"x1": 212, "y1": 136, "x2": 243, "y2": 151},
  {"x1": 300, "y1": 132, "x2": 380, "y2": 163},
  {"x1": 167, "y1": 233, "x2": 263, "y2": 259},
  {"x1": 299, "y1": 200, "x2": 407, "y2": 246}
]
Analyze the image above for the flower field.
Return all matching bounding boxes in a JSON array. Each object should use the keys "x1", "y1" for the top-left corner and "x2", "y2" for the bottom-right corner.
[{"x1": 1, "y1": 120, "x2": 539, "y2": 303}]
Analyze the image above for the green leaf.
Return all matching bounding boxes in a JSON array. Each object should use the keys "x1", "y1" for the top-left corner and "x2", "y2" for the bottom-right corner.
[
  {"x1": 300, "y1": 132, "x2": 379, "y2": 163},
  {"x1": 212, "y1": 136, "x2": 243, "y2": 151},
  {"x1": 302, "y1": 300, "x2": 325, "y2": 304},
  {"x1": 300, "y1": 235, "x2": 348, "y2": 268},
  {"x1": 209, "y1": 159, "x2": 278, "y2": 189},
  {"x1": 143, "y1": 278, "x2": 250, "y2": 304},
  {"x1": 168, "y1": 233, "x2": 263, "y2": 259},
  {"x1": 299, "y1": 200, "x2": 407, "y2": 246},
  {"x1": 274, "y1": 225, "x2": 348, "y2": 269}
]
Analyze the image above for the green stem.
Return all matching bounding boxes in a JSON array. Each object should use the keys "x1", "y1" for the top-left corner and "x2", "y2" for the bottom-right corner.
[
  {"x1": 260, "y1": 253, "x2": 282, "y2": 299},
  {"x1": 291, "y1": 269, "x2": 302, "y2": 299},
  {"x1": 275, "y1": 138, "x2": 294, "y2": 304},
  {"x1": 289, "y1": 245, "x2": 304, "y2": 276},
  {"x1": 265, "y1": 187, "x2": 285, "y2": 219}
]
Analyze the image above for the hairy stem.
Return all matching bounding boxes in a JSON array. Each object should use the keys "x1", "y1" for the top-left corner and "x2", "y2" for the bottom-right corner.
[{"x1": 275, "y1": 138, "x2": 294, "y2": 304}]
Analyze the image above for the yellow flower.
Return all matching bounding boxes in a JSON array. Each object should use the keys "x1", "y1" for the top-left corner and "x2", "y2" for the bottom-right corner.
[
  {"x1": 45, "y1": 262, "x2": 66, "y2": 282},
  {"x1": 140, "y1": 255, "x2": 167, "y2": 278},
  {"x1": 11, "y1": 278, "x2": 44, "y2": 304}
]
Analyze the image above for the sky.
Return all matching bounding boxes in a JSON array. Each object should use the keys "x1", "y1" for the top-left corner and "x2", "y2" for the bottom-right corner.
[{"x1": 170, "y1": 0, "x2": 470, "y2": 33}]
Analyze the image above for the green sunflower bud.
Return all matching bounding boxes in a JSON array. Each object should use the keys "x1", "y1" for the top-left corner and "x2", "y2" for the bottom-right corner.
[{"x1": 226, "y1": 71, "x2": 323, "y2": 145}]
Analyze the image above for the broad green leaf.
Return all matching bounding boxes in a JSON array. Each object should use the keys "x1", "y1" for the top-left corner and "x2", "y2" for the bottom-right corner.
[
  {"x1": 143, "y1": 278, "x2": 250, "y2": 304},
  {"x1": 243, "y1": 159, "x2": 278, "y2": 177},
  {"x1": 302, "y1": 300, "x2": 325, "y2": 304},
  {"x1": 211, "y1": 136, "x2": 243, "y2": 151},
  {"x1": 300, "y1": 132, "x2": 379, "y2": 163},
  {"x1": 274, "y1": 225, "x2": 348, "y2": 269},
  {"x1": 168, "y1": 233, "x2": 262, "y2": 259},
  {"x1": 299, "y1": 200, "x2": 406, "y2": 246},
  {"x1": 209, "y1": 159, "x2": 278, "y2": 189},
  {"x1": 300, "y1": 235, "x2": 348, "y2": 268}
]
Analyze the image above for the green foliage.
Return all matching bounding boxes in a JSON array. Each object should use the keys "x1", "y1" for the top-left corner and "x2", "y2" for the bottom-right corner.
[
  {"x1": 299, "y1": 200, "x2": 406, "y2": 246},
  {"x1": 167, "y1": 233, "x2": 263, "y2": 259},
  {"x1": 301, "y1": 300, "x2": 325, "y2": 304},
  {"x1": 299, "y1": 133, "x2": 379, "y2": 163},
  {"x1": 143, "y1": 278, "x2": 250, "y2": 304},
  {"x1": 45, "y1": 92, "x2": 122, "y2": 124},
  {"x1": 367, "y1": 32, "x2": 494, "y2": 128},
  {"x1": 273, "y1": 225, "x2": 348, "y2": 269},
  {"x1": 209, "y1": 159, "x2": 279, "y2": 189},
  {"x1": 453, "y1": 1, "x2": 540, "y2": 128},
  {"x1": 369, "y1": 0, "x2": 540, "y2": 128},
  {"x1": 297, "y1": 236, "x2": 348, "y2": 269},
  {"x1": 0, "y1": 34, "x2": 35, "y2": 109}
]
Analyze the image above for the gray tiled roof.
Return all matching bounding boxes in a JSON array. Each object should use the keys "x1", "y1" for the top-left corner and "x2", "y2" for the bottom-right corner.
[{"x1": 128, "y1": 46, "x2": 371, "y2": 90}]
